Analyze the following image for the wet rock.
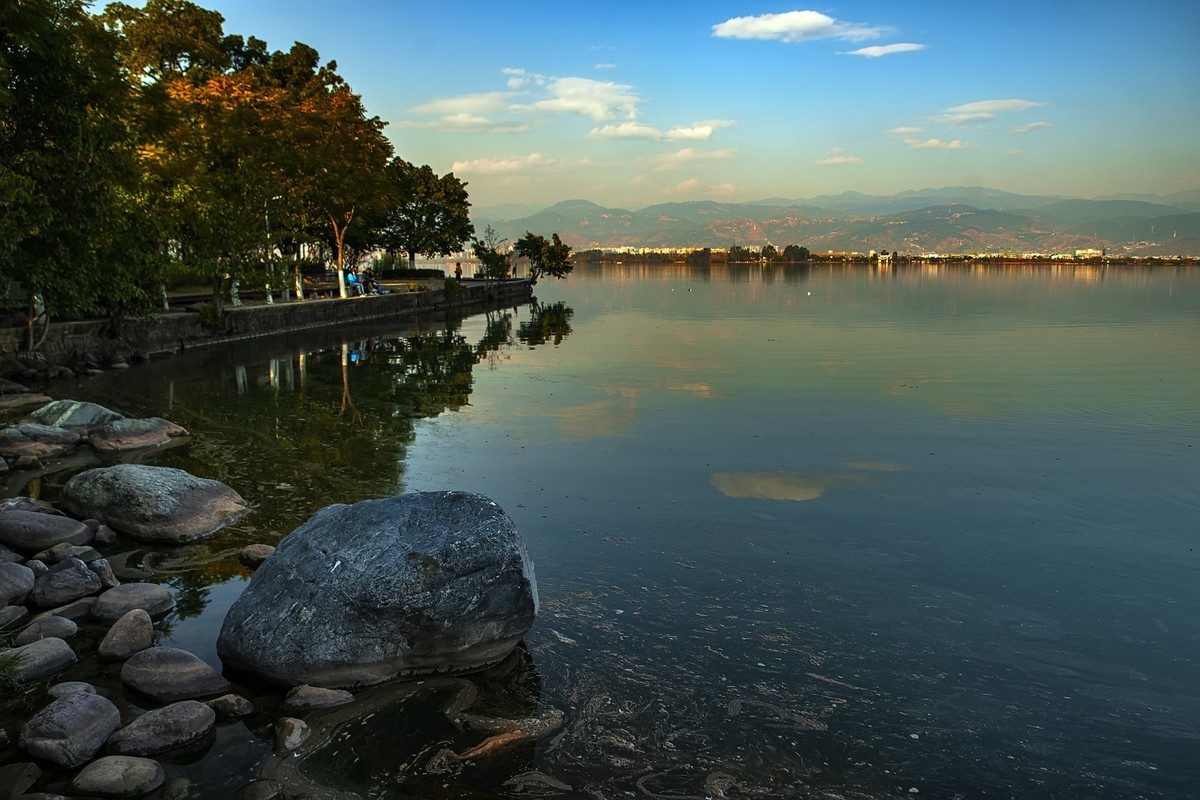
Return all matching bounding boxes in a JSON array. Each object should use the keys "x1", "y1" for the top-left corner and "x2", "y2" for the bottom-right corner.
[
  {"x1": 0, "y1": 561, "x2": 34, "y2": 604},
  {"x1": 19, "y1": 691, "x2": 120, "y2": 768},
  {"x1": 0, "y1": 496, "x2": 63, "y2": 515},
  {"x1": 30, "y1": 557, "x2": 102, "y2": 608},
  {"x1": 2, "y1": 637, "x2": 76, "y2": 683},
  {"x1": 98, "y1": 608, "x2": 154, "y2": 661},
  {"x1": 92, "y1": 583, "x2": 175, "y2": 623},
  {"x1": 14, "y1": 615, "x2": 78, "y2": 645},
  {"x1": 89, "y1": 557, "x2": 120, "y2": 590},
  {"x1": 206, "y1": 693, "x2": 255, "y2": 720},
  {"x1": 48, "y1": 680, "x2": 97, "y2": 698},
  {"x1": 106, "y1": 700, "x2": 216, "y2": 756},
  {"x1": 25, "y1": 558, "x2": 47, "y2": 577},
  {"x1": 0, "y1": 422, "x2": 81, "y2": 460},
  {"x1": 0, "y1": 603, "x2": 29, "y2": 628},
  {"x1": 160, "y1": 776, "x2": 192, "y2": 800},
  {"x1": 238, "y1": 543, "x2": 274, "y2": 569},
  {"x1": 33, "y1": 595, "x2": 95, "y2": 621},
  {"x1": 71, "y1": 755, "x2": 165, "y2": 797},
  {"x1": 59, "y1": 464, "x2": 248, "y2": 544},
  {"x1": 0, "y1": 762, "x2": 42, "y2": 798},
  {"x1": 218, "y1": 491, "x2": 538, "y2": 688},
  {"x1": 236, "y1": 779, "x2": 285, "y2": 800},
  {"x1": 283, "y1": 685, "x2": 354, "y2": 711},
  {"x1": 29, "y1": 399, "x2": 125, "y2": 430},
  {"x1": 30, "y1": 543, "x2": 101, "y2": 564},
  {"x1": 0, "y1": 510, "x2": 93, "y2": 553},
  {"x1": 0, "y1": 543, "x2": 22, "y2": 563},
  {"x1": 89, "y1": 417, "x2": 188, "y2": 454},
  {"x1": 121, "y1": 647, "x2": 231, "y2": 702},
  {"x1": 274, "y1": 717, "x2": 309, "y2": 752}
]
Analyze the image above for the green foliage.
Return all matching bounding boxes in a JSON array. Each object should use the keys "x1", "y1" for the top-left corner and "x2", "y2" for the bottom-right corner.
[
  {"x1": 382, "y1": 159, "x2": 474, "y2": 269},
  {"x1": 471, "y1": 225, "x2": 510, "y2": 280},
  {"x1": 444, "y1": 277, "x2": 460, "y2": 295},
  {"x1": 513, "y1": 232, "x2": 573, "y2": 283},
  {"x1": 196, "y1": 302, "x2": 223, "y2": 329}
]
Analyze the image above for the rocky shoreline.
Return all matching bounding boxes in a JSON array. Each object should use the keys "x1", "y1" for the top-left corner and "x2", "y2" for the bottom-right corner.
[{"x1": 0, "y1": 397, "x2": 540, "y2": 798}]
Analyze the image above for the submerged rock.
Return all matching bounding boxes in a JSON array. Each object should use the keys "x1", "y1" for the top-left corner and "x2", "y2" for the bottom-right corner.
[
  {"x1": 89, "y1": 417, "x2": 188, "y2": 454},
  {"x1": 217, "y1": 491, "x2": 538, "y2": 688},
  {"x1": 0, "y1": 422, "x2": 82, "y2": 461},
  {"x1": 29, "y1": 399, "x2": 125, "y2": 430},
  {"x1": 58, "y1": 464, "x2": 248, "y2": 544}
]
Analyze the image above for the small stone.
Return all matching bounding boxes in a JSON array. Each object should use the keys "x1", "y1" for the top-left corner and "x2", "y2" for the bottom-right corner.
[
  {"x1": 206, "y1": 693, "x2": 255, "y2": 720},
  {"x1": 71, "y1": 755, "x2": 165, "y2": 797},
  {"x1": 19, "y1": 691, "x2": 121, "y2": 768},
  {"x1": 283, "y1": 684, "x2": 354, "y2": 711},
  {"x1": 238, "y1": 543, "x2": 274, "y2": 569},
  {"x1": 89, "y1": 557, "x2": 120, "y2": 589},
  {"x1": 26, "y1": 558, "x2": 48, "y2": 577},
  {"x1": 98, "y1": 608, "x2": 154, "y2": 661},
  {"x1": 121, "y1": 647, "x2": 231, "y2": 702},
  {"x1": 30, "y1": 557, "x2": 102, "y2": 608},
  {"x1": 106, "y1": 700, "x2": 216, "y2": 756},
  {"x1": 0, "y1": 560, "x2": 34, "y2": 604},
  {"x1": 48, "y1": 680, "x2": 98, "y2": 698},
  {"x1": 274, "y1": 717, "x2": 309, "y2": 752},
  {"x1": 2, "y1": 637, "x2": 76, "y2": 683},
  {"x1": 92, "y1": 583, "x2": 175, "y2": 623},
  {"x1": 14, "y1": 615, "x2": 78, "y2": 645},
  {"x1": 30, "y1": 543, "x2": 101, "y2": 564},
  {"x1": 93, "y1": 524, "x2": 119, "y2": 546}
]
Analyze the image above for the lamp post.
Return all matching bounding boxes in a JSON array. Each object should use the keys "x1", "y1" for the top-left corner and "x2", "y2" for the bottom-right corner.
[{"x1": 265, "y1": 195, "x2": 283, "y2": 304}]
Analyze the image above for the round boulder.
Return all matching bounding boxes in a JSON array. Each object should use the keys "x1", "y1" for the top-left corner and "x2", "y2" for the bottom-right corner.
[
  {"x1": 58, "y1": 464, "x2": 248, "y2": 544},
  {"x1": 3, "y1": 636, "x2": 77, "y2": 683},
  {"x1": 217, "y1": 491, "x2": 538, "y2": 688},
  {"x1": 92, "y1": 583, "x2": 175, "y2": 623},
  {"x1": 0, "y1": 561, "x2": 34, "y2": 605},
  {"x1": 19, "y1": 691, "x2": 121, "y2": 768},
  {"x1": 0, "y1": 510, "x2": 93, "y2": 554},
  {"x1": 71, "y1": 755, "x2": 165, "y2": 797},
  {"x1": 106, "y1": 700, "x2": 216, "y2": 756},
  {"x1": 121, "y1": 647, "x2": 231, "y2": 702},
  {"x1": 98, "y1": 608, "x2": 155, "y2": 661}
]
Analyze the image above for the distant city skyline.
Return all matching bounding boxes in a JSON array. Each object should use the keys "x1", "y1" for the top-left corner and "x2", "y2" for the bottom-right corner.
[{"x1": 127, "y1": 0, "x2": 1200, "y2": 208}]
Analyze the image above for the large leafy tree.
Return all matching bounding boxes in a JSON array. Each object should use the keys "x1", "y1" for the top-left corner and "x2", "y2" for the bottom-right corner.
[
  {"x1": 1, "y1": 0, "x2": 157, "y2": 349},
  {"x1": 513, "y1": 232, "x2": 574, "y2": 283},
  {"x1": 382, "y1": 160, "x2": 474, "y2": 271}
]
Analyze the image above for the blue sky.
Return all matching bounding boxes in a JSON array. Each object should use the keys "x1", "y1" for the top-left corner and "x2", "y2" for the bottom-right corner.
[{"x1": 129, "y1": 1, "x2": 1200, "y2": 210}]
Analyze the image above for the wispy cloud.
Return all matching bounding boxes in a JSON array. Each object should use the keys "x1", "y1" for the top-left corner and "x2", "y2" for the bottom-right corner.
[
  {"x1": 932, "y1": 98, "x2": 1045, "y2": 125},
  {"x1": 516, "y1": 76, "x2": 641, "y2": 121},
  {"x1": 816, "y1": 155, "x2": 863, "y2": 165},
  {"x1": 647, "y1": 147, "x2": 736, "y2": 171},
  {"x1": 589, "y1": 119, "x2": 735, "y2": 141},
  {"x1": 905, "y1": 137, "x2": 969, "y2": 150},
  {"x1": 665, "y1": 178, "x2": 704, "y2": 195},
  {"x1": 887, "y1": 126, "x2": 923, "y2": 135},
  {"x1": 1013, "y1": 121, "x2": 1052, "y2": 134},
  {"x1": 713, "y1": 10, "x2": 884, "y2": 43},
  {"x1": 843, "y1": 43, "x2": 925, "y2": 57},
  {"x1": 594, "y1": 63, "x2": 617, "y2": 70},
  {"x1": 410, "y1": 92, "x2": 514, "y2": 116},
  {"x1": 450, "y1": 153, "x2": 551, "y2": 174}
]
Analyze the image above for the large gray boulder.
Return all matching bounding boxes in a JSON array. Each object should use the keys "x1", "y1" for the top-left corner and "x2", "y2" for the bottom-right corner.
[
  {"x1": 106, "y1": 700, "x2": 216, "y2": 756},
  {"x1": 92, "y1": 583, "x2": 175, "y2": 623},
  {"x1": 58, "y1": 464, "x2": 248, "y2": 544},
  {"x1": 217, "y1": 491, "x2": 538, "y2": 689},
  {"x1": 72, "y1": 755, "x2": 165, "y2": 797},
  {"x1": 19, "y1": 691, "x2": 121, "y2": 768},
  {"x1": 0, "y1": 510, "x2": 93, "y2": 554},
  {"x1": 29, "y1": 557, "x2": 102, "y2": 608}
]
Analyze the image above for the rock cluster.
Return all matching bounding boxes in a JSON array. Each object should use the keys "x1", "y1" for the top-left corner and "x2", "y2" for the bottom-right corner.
[{"x1": 1, "y1": 401, "x2": 541, "y2": 798}]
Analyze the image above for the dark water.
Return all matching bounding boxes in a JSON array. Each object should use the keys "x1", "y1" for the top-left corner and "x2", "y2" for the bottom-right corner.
[{"x1": 16, "y1": 263, "x2": 1200, "y2": 798}]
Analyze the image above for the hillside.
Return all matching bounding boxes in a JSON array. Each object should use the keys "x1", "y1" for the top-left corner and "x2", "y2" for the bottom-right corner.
[{"x1": 473, "y1": 187, "x2": 1200, "y2": 256}]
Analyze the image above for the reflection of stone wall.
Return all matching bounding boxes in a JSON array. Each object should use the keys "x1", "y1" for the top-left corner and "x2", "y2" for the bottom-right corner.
[{"x1": 0, "y1": 281, "x2": 533, "y2": 366}]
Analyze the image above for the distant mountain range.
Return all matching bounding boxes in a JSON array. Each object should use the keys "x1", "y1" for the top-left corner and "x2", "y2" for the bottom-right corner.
[{"x1": 472, "y1": 187, "x2": 1200, "y2": 256}]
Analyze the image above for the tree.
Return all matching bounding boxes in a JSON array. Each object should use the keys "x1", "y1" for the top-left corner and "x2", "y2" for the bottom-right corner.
[
  {"x1": 471, "y1": 225, "x2": 510, "y2": 281},
  {"x1": 381, "y1": 160, "x2": 474, "y2": 270},
  {"x1": 513, "y1": 232, "x2": 573, "y2": 283},
  {"x1": 782, "y1": 244, "x2": 810, "y2": 262}
]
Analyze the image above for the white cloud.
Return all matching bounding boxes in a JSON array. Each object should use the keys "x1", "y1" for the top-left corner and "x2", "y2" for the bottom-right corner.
[
  {"x1": 518, "y1": 77, "x2": 641, "y2": 121},
  {"x1": 713, "y1": 10, "x2": 883, "y2": 43},
  {"x1": 904, "y1": 137, "x2": 969, "y2": 150},
  {"x1": 816, "y1": 155, "x2": 863, "y2": 165},
  {"x1": 887, "y1": 126, "x2": 923, "y2": 135},
  {"x1": 843, "y1": 43, "x2": 925, "y2": 57},
  {"x1": 1009, "y1": 149, "x2": 1024, "y2": 156},
  {"x1": 709, "y1": 182, "x2": 739, "y2": 196},
  {"x1": 1013, "y1": 121, "x2": 1052, "y2": 134},
  {"x1": 450, "y1": 154, "x2": 551, "y2": 174},
  {"x1": 588, "y1": 119, "x2": 735, "y2": 141},
  {"x1": 648, "y1": 147, "x2": 736, "y2": 171},
  {"x1": 594, "y1": 63, "x2": 617, "y2": 70},
  {"x1": 410, "y1": 91, "x2": 515, "y2": 116},
  {"x1": 932, "y1": 98, "x2": 1045, "y2": 125},
  {"x1": 665, "y1": 178, "x2": 703, "y2": 194}
]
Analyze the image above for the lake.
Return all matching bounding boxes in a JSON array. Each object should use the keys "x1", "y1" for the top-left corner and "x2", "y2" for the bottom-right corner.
[{"x1": 16, "y1": 262, "x2": 1200, "y2": 798}]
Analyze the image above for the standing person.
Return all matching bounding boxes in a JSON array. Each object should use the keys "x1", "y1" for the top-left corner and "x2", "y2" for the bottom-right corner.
[{"x1": 454, "y1": 262, "x2": 462, "y2": 283}]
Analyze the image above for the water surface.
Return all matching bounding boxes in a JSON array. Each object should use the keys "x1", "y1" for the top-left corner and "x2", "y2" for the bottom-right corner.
[{"x1": 23, "y1": 263, "x2": 1200, "y2": 798}]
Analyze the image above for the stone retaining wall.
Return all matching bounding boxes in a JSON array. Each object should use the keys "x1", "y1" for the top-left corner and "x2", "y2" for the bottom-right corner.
[{"x1": 0, "y1": 280, "x2": 533, "y2": 366}]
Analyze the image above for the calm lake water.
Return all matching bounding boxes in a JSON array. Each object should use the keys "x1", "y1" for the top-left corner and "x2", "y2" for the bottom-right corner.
[{"x1": 17, "y1": 263, "x2": 1200, "y2": 798}]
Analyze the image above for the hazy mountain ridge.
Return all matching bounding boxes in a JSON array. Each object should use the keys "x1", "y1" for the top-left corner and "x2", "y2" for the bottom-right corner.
[{"x1": 473, "y1": 187, "x2": 1199, "y2": 256}]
